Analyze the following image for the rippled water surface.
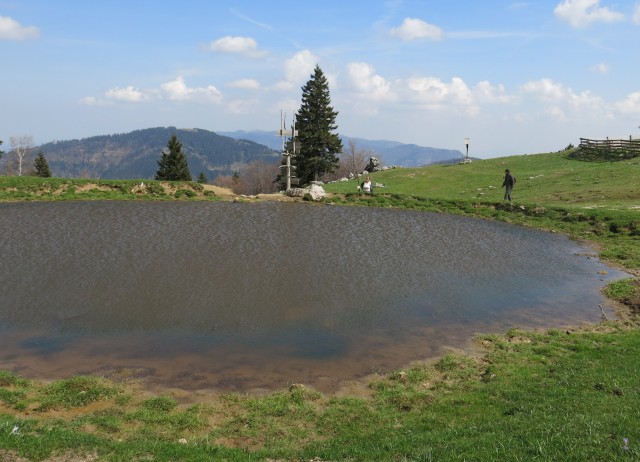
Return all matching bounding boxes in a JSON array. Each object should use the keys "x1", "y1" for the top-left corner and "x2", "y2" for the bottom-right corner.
[{"x1": 0, "y1": 201, "x2": 625, "y2": 392}]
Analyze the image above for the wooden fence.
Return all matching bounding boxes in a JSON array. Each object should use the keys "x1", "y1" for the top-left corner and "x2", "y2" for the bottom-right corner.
[{"x1": 579, "y1": 137, "x2": 640, "y2": 157}]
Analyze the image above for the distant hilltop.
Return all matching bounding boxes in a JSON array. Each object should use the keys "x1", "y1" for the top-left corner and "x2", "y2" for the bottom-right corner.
[
  {"x1": 219, "y1": 130, "x2": 466, "y2": 167},
  {"x1": 21, "y1": 127, "x2": 279, "y2": 181}
]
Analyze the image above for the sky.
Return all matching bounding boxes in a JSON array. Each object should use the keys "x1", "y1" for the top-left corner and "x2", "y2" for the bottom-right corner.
[{"x1": 1, "y1": 0, "x2": 640, "y2": 159}]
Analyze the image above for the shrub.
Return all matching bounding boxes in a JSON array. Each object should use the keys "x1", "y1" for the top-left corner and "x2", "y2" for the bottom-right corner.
[
  {"x1": 146, "y1": 182, "x2": 165, "y2": 196},
  {"x1": 174, "y1": 189, "x2": 196, "y2": 198}
]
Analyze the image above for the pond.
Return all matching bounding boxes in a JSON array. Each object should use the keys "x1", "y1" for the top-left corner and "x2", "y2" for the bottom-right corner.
[{"x1": 0, "y1": 201, "x2": 626, "y2": 393}]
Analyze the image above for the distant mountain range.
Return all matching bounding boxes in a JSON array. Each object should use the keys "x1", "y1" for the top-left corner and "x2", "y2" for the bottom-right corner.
[
  {"x1": 1, "y1": 127, "x2": 466, "y2": 180},
  {"x1": 219, "y1": 130, "x2": 465, "y2": 167}
]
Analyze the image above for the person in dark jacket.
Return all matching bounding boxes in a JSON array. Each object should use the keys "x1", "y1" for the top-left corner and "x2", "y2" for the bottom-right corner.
[{"x1": 502, "y1": 169, "x2": 515, "y2": 201}]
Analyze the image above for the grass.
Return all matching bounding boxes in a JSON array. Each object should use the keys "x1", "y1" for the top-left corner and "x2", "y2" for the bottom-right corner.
[
  {"x1": 1, "y1": 149, "x2": 639, "y2": 461},
  {"x1": 0, "y1": 176, "x2": 213, "y2": 202},
  {"x1": 326, "y1": 150, "x2": 639, "y2": 210},
  {"x1": 2, "y1": 325, "x2": 639, "y2": 460}
]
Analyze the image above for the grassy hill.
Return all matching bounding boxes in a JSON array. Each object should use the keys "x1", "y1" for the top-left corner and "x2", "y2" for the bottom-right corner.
[
  {"x1": 1, "y1": 149, "x2": 639, "y2": 461},
  {"x1": 325, "y1": 150, "x2": 638, "y2": 210}
]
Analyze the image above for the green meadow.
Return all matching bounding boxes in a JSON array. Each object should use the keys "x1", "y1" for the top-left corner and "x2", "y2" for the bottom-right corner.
[
  {"x1": 1, "y1": 149, "x2": 639, "y2": 461},
  {"x1": 328, "y1": 150, "x2": 638, "y2": 209}
]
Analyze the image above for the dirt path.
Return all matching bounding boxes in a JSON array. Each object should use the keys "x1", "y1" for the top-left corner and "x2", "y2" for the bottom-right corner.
[{"x1": 200, "y1": 183, "x2": 301, "y2": 202}]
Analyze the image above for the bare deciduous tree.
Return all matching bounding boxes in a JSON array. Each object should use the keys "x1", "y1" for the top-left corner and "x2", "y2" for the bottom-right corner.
[
  {"x1": 213, "y1": 172, "x2": 240, "y2": 191},
  {"x1": 325, "y1": 139, "x2": 379, "y2": 182},
  {"x1": 214, "y1": 160, "x2": 280, "y2": 195},
  {"x1": 9, "y1": 135, "x2": 34, "y2": 176},
  {"x1": 239, "y1": 160, "x2": 280, "y2": 195}
]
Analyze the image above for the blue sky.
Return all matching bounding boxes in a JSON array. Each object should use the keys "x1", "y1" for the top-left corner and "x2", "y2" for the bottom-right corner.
[{"x1": 1, "y1": 0, "x2": 639, "y2": 158}]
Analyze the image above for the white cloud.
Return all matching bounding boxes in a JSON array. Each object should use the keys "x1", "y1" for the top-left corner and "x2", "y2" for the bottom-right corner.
[
  {"x1": 160, "y1": 76, "x2": 222, "y2": 102},
  {"x1": 205, "y1": 36, "x2": 267, "y2": 58},
  {"x1": 276, "y1": 50, "x2": 319, "y2": 90},
  {"x1": 546, "y1": 106, "x2": 567, "y2": 120},
  {"x1": 346, "y1": 62, "x2": 395, "y2": 101},
  {"x1": 0, "y1": 15, "x2": 40, "y2": 40},
  {"x1": 521, "y1": 78, "x2": 604, "y2": 109},
  {"x1": 521, "y1": 78, "x2": 568, "y2": 101},
  {"x1": 615, "y1": 92, "x2": 640, "y2": 114},
  {"x1": 340, "y1": 69, "x2": 515, "y2": 117},
  {"x1": 633, "y1": 2, "x2": 640, "y2": 24},
  {"x1": 105, "y1": 85, "x2": 147, "y2": 103},
  {"x1": 508, "y1": 3, "x2": 530, "y2": 10},
  {"x1": 80, "y1": 86, "x2": 150, "y2": 106},
  {"x1": 227, "y1": 79, "x2": 261, "y2": 90},
  {"x1": 83, "y1": 76, "x2": 224, "y2": 105},
  {"x1": 390, "y1": 17, "x2": 443, "y2": 41},
  {"x1": 227, "y1": 99, "x2": 260, "y2": 114},
  {"x1": 406, "y1": 76, "x2": 472, "y2": 105},
  {"x1": 273, "y1": 98, "x2": 300, "y2": 116},
  {"x1": 554, "y1": 0, "x2": 625, "y2": 28},
  {"x1": 473, "y1": 81, "x2": 512, "y2": 103},
  {"x1": 79, "y1": 96, "x2": 110, "y2": 106},
  {"x1": 590, "y1": 62, "x2": 609, "y2": 73}
]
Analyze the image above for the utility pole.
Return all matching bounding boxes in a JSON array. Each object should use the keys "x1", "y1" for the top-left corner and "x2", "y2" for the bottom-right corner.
[{"x1": 278, "y1": 110, "x2": 299, "y2": 190}]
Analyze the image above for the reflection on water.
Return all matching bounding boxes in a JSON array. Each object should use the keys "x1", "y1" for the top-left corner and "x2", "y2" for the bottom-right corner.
[{"x1": 0, "y1": 201, "x2": 626, "y2": 392}]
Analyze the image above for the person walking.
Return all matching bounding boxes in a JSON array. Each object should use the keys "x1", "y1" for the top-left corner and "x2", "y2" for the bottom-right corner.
[{"x1": 502, "y1": 169, "x2": 516, "y2": 201}]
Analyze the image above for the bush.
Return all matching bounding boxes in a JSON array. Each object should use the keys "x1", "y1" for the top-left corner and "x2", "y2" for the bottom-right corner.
[
  {"x1": 174, "y1": 189, "x2": 196, "y2": 198},
  {"x1": 146, "y1": 182, "x2": 165, "y2": 196}
]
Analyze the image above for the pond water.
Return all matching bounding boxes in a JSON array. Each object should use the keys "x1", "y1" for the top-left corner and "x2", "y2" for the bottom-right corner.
[{"x1": 0, "y1": 201, "x2": 626, "y2": 393}]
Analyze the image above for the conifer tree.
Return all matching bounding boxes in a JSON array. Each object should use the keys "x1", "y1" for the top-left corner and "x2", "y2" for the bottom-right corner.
[
  {"x1": 197, "y1": 172, "x2": 207, "y2": 184},
  {"x1": 291, "y1": 65, "x2": 342, "y2": 185},
  {"x1": 155, "y1": 134, "x2": 192, "y2": 181},
  {"x1": 33, "y1": 150, "x2": 52, "y2": 177}
]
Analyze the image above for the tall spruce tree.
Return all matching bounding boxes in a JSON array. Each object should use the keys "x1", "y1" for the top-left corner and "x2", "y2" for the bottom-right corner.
[
  {"x1": 33, "y1": 150, "x2": 52, "y2": 177},
  {"x1": 291, "y1": 65, "x2": 342, "y2": 185},
  {"x1": 155, "y1": 134, "x2": 192, "y2": 181}
]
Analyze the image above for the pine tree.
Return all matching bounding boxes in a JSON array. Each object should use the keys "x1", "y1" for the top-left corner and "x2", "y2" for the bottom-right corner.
[
  {"x1": 197, "y1": 172, "x2": 207, "y2": 184},
  {"x1": 291, "y1": 65, "x2": 342, "y2": 185},
  {"x1": 33, "y1": 150, "x2": 52, "y2": 177},
  {"x1": 155, "y1": 134, "x2": 192, "y2": 181}
]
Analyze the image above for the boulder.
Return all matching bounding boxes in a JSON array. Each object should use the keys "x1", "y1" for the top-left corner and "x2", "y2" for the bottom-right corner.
[
  {"x1": 308, "y1": 183, "x2": 326, "y2": 201},
  {"x1": 285, "y1": 188, "x2": 307, "y2": 198},
  {"x1": 284, "y1": 183, "x2": 326, "y2": 201},
  {"x1": 364, "y1": 156, "x2": 382, "y2": 173}
]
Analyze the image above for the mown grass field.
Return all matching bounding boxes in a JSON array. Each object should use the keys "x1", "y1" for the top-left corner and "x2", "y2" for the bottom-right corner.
[{"x1": 1, "y1": 149, "x2": 639, "y2": 461}]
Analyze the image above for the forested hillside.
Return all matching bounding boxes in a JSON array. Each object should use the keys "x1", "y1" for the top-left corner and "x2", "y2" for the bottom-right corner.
[{"x1": 29, "y1": 127, "x2": 279, "y2": 180}]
